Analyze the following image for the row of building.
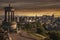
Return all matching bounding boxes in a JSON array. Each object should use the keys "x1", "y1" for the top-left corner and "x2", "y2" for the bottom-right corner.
[{"x1": 15, "y1": 14, "x2": 60, "y2": 31}]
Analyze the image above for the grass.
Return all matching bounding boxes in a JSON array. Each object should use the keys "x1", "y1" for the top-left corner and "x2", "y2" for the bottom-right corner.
[{"x1": 24, "y1": 30, "x2": 47, "y2": 40}]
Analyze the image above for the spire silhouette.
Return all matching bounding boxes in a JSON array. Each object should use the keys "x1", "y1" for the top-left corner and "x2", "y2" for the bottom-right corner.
[{"x1": 9, "y1": 4, "x2": 10, "y2": 7}]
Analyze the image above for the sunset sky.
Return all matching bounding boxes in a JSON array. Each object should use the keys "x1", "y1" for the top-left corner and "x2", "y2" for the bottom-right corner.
[{"x1": 0, "y1": 0, "x2": 60, "y2": 17}]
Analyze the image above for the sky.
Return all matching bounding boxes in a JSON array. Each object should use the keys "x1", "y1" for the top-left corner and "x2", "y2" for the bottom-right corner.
[{"x1": 0, "y1": 0, "x2": 60, "y2": 17}]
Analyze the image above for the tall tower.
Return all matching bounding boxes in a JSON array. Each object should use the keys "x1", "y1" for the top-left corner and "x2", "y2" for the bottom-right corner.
[{"x1": 4, "y1": 4, "x2": 15, "y2": 22}]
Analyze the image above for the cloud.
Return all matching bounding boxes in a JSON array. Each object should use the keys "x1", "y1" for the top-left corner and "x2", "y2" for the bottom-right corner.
[
  {"x1": 0, "y1": 0, "x2": 60, "y2": 9},
  {"x1": 0, "y1": 0, "x2": 60, "y2": 2}
]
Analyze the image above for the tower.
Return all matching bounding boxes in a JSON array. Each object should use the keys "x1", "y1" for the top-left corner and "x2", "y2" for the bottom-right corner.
[
  {"x1": 4, "y1": 4, "x2": 15, "y2": 22},
  {"x1": 2, "y1": 3, "x2": 18, "y2": 32}
]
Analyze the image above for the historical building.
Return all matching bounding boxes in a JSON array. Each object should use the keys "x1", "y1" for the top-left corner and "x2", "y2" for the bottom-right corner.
[
  {"x1": 2, "y1": 4, "x2": 17, "y2": 32},
  {"x1": 4, "y1": 4, "x2": 14, "y2": 22}
]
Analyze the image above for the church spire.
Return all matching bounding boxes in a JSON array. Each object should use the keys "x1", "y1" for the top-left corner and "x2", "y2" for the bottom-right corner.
[{"x1": 9, "y1": 3, "x2": 10, "y2": 7}]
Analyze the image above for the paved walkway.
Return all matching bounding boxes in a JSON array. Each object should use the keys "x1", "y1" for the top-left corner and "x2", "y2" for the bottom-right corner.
[{"x1": 9, "y1": 30, "x2": 36, "y2": 40}]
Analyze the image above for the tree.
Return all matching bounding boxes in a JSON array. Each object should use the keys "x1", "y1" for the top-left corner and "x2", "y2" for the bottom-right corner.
[
  {"x1": 36, "y1": 22, "x2": 46, "y2": 35},
  {"x1": 45, "y1": 31, "x2": 60, "y2": 40}
]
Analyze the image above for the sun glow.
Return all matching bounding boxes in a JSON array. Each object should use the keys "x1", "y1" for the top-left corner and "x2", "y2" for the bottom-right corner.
[
  {"x1": 0, "y1": 9, "x2": 60, "y2": 17},
  {"x1": 14, "y1": 10, "x2": 60, "y2": 17}
]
